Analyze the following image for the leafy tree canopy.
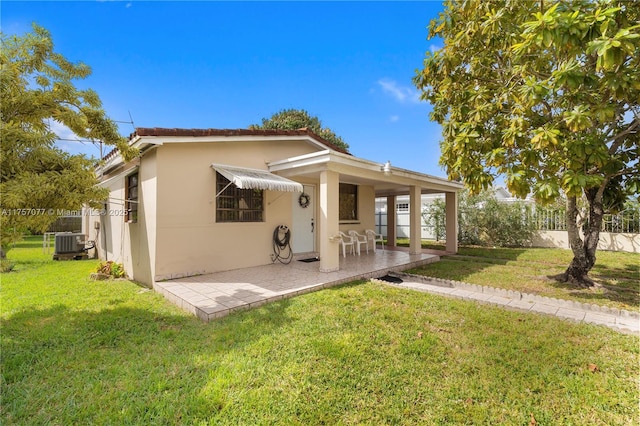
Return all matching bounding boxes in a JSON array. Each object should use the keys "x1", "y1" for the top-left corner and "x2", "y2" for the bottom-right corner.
[
  {"x1": 0, "y1": 24, "x2": 136, "y2": 256},
  {"x1": 415, "y1": 0, "x2": 639, "y2": 201},
  {"x1": 250, "y1": 108, "x2": 350, "y2": 152},
  {"x1": 414, "y1": 0, "x2": 639, "y2": 286}
]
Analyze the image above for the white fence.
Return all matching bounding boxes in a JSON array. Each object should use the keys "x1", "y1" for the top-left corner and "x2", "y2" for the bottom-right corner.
[{"x1": 374, "y1": 211, "x2": 438, "y2": 240}]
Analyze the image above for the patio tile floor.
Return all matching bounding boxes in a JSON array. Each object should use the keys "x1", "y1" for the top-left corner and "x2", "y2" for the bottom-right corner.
[{"x1": 154, "y1": 248, "x2": 439, "y2": 322}]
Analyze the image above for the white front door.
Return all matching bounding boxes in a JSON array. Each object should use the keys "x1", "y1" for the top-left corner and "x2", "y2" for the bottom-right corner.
[{"x1": 292, "y1": 185, "x2": 315, "y2": 253}]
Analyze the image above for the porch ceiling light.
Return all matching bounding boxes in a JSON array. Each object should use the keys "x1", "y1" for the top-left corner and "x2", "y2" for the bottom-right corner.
[{"x1": 381, "y1": 160, "x2": 392, "y2": 175}]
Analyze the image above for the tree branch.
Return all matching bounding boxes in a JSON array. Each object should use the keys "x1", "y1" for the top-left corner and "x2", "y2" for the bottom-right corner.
[{"x1": 607, "y1": 118, "x2": 640, "y2": 154}]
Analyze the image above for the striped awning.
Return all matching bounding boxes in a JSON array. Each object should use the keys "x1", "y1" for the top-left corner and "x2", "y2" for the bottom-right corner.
[{"x1": 211, "y1": 163, "x2": 303, "y2": 192}]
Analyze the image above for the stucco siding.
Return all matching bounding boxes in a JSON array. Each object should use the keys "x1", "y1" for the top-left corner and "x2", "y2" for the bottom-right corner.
[
  {"x1": 129, "y1": 149, "x2": 157, "y2": 285},
  {"x1": 96, "y1": 174, "x2": 128, "y2": 267},
  {"x1": 153, "y1": 141, "x2": 314, "y2": 280}
]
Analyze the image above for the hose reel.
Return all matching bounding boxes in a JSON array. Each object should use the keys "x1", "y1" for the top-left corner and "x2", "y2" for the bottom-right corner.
[{"x1": 272, "y1": 225, "x2": 293, "y2": 264}]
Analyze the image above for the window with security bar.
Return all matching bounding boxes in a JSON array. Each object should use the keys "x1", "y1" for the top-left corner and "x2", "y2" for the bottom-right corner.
[
  {"x1": 125, "y1": 173, "x2": 138, "y2": 223},
  {"x1": 339, "y1": 183, "x2": 358, "y2": 221},
  {"x1": 216, "y1": 172, "x2": 264, "y2": 222}
]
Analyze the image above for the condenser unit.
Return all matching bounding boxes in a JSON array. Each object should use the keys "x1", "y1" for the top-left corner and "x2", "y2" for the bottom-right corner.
[{"x1": 53, "y1": 233, "x2": 88, "y2": 260}]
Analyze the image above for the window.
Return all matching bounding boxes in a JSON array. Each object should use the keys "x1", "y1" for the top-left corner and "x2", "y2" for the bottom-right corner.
[
  {"x1": 125, "y1": 173, "x2": 138, "y2": 223},
  {"x1": 397, "y1": 203, "x2": 409, "y2": 212},
  {"x1": 339, "y1": 183, "x2": 358, "y2": 221},
  {"x1": 216, "y1": 172, "x2": 263, "y2": 222}
]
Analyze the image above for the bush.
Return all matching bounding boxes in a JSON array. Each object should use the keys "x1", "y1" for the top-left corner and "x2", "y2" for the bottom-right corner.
[
  {"x1": 1, "y1": 259, "x2": 15, "y2": 273},
  {"x1": 96, "y1": 261, "x2": 125, "y2": 278},
  {"x1": 422, "y1": 189, "x2": 536, "y2": 247}
]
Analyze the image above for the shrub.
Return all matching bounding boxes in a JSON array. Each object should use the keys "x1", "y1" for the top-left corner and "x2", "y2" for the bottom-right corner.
[
  {"x1": 96, "y1": 261, "x2": 125, "y2": 278},
  {"x1": 1, "y1": 259, "x2": 15, "y2": 273},
  {"x1": 422, "y1": 189, "x2": 536, "y2": 247}
]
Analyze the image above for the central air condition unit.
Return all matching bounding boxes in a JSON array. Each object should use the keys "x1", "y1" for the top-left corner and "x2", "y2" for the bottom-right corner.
[{"x1": 53, "y1": 233, "x2": 88, "y2": 260}]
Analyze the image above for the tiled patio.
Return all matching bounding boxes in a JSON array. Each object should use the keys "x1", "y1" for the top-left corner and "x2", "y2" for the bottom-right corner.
[{"x1": 154, "y1": 248, "x2": 442, "y2": 321}]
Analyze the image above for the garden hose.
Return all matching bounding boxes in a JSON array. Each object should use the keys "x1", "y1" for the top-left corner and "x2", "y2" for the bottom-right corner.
[{"x1": 272, "y1": 225, "x2": 293, "y2": 264}]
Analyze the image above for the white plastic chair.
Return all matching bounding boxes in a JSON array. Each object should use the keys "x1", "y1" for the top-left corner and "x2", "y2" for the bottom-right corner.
[
  {"x1": 349, "y1": 230, "x2": 369, "y2": 255},
  {"x1": 338, "y1": 231, "x2": 356, "y2": 257},
  {"x1": 365, "y1": 229, "x2": 385, "y2": 252}
]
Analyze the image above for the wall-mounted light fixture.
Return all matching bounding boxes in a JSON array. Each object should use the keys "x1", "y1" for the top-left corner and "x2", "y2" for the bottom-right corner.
[{"x1": 381, "y1": 160, "x2": 392, "y2": 175}]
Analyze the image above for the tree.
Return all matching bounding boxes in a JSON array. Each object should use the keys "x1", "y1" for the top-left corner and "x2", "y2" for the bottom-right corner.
[
  {"x1": 0, "y1": 24, "x2": 136, "y2": 259},
  {"x1": 414, "y1": 0, "x2": 639, "y2": 286},
  {"x1": 249, "y1": 108, "x2": 350, "y2": 152}
]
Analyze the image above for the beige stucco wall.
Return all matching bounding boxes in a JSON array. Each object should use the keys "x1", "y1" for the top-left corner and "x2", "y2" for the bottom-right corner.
[
  {"x1": 94, "y1": 139, "x2": 393, "y2": 284},
  {"x1": 87, "y1": 171, "x2": 130, "y2": 268},
  {"x1": 153, "y1": 141, "x2": 319, "y2": 281},
  {"x1": 533, "y1": 230, "x2": 640, "y2": 253},
  {"x1": 128, "y1": 149, "x2": 157, "y2": 285},
  {"x1": 83, "y1": 158, "x2": 157, "y2": 285}
]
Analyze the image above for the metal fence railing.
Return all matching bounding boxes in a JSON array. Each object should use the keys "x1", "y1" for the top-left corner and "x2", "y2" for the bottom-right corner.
[
  {"x1": 530, "y1": 209, "x2": 567, "y2": 231},
  {"x1": 601, "y1": 210, "x2": 640, "y2": 234},
  {"x1": 376, "y1": 208, "x2": 640, "y2": 237},
  {"x1": 530, "y1": 209, "x2": 639, "y2": 234}
]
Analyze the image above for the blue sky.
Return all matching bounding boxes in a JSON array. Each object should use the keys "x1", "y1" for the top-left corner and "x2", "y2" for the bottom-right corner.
[{"x1": 3, "y1": 1, "x2": 448, "y2": 176}]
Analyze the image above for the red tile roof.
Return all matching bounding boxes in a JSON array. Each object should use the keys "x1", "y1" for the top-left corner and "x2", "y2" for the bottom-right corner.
[
  {"x1": 133, "y1": 127, "x2": 350, "y2": 154},
  {"x1": 100, "y1": 127, "x2": 350, "y2": 164}
]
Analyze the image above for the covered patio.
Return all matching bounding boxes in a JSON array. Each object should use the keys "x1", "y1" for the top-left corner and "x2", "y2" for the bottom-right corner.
[
  {"x1": 155, "y1": 247, "x2": 443, "y2": 322},
  {"x1": 268, "y1": 150, "x2": 463, "y2": 273}
]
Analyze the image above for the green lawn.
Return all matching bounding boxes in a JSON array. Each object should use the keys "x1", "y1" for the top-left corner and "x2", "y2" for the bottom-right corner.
[
  {"x1": 2, "y1": 237, "x2": 639, "y2": 425},
  {"x1": 399, "y1": 239, "x2": 640, "y2": 312}
]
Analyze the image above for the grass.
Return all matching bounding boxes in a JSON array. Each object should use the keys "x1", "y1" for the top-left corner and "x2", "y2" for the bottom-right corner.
[
  {"x1": 2, "y1": 236, "x2": 639, "y2": 425},
  {"x1": 399, "y1": 239, "x2": 640, "y2": 312}
]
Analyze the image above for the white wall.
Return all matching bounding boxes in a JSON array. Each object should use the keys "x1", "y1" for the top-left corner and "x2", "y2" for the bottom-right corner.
[{"x1": 533, "y1": 230, "x2": 640, "y2": 253}]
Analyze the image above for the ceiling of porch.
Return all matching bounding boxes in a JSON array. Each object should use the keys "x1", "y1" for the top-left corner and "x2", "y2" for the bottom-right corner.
[{"x1": 268, "y1": 150, "x2": 463, "y2": 197}]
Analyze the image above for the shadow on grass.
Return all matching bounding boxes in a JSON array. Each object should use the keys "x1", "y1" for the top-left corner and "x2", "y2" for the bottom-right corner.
[
  {"x1": 544, "y1": 258, "x2": 639, "y2": 308},
  {"x1": 1, "y1": 298, "x2": 293, "y2": 424},
  {"x1": 456, "y1": 247, "x2": 530, "y2": 260},
  {"x1": 7, "y1": 235, "x2": 47, "y2": 249},
  {"x1": 12, "y1": 240, "x2": 46, "y2": 249},
  {"x1": 592, "y1": 262, "x2": 640, "y2": 282},
  {"x1": 406, "y1": 256, "x2": 514, "y2": 283},
  {"x1": 408, "y1": 249, "x2": 639, "y2": 310},
  {"x1": 547, "y1": 280, "x2": 639, "y2": 308}
]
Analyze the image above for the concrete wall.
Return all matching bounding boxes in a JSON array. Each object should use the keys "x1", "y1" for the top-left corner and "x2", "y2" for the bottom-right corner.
[
  {"x1": 533, "y1": 230, "x2": 640, "y2": 253},
  {"x1": 84, "y1": 157, "x2": 156, "y2": 285},
  {"x1": 92, "y1": 139, "x2": 387, "y2": 284},
  {"x1": 129, "y1": 149, "x2": 157, "y2": 285},
  {"x1": 153, "y1": 141, "x2": 318, "y2": 281},
  {"x1": 85, "y1": 169, "x2": 129, "y2": 268}
]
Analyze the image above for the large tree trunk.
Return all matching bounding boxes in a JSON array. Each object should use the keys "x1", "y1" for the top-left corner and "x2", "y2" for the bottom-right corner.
[{"x1": 561, "y1": 190, "x2": 604, "y2": 287}]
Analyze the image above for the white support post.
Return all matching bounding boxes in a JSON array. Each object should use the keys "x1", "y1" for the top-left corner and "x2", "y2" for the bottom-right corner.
[
  {"x1": 409, "y1": 186, "x2": 422, "y2": 255},
  {"x1": 319, "y1": 169, "x2": 340, "y2": 272},
  {"x1": 386, "y1": 195, "x2": 396, "y2": 248},
  {"x1": 445, "y1": 191, "x2": 458, "y2": 253}
]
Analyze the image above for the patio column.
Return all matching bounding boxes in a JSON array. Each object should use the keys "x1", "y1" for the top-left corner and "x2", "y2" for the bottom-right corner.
[
  {"x1": 445, "y1": 191, "x2": 458, "y2": 253},
  {"x1": 386, "y1": 195, "x2": 396, "y2": 247},
  {"x1": 319, "y1": 169, "x2": 340, "y2": 272},
  {"x1": 409, "y1": 186, "x2": 422, "y2": 255}
]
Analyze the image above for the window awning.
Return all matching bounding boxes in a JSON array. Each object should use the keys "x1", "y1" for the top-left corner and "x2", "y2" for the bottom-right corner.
[{"x1": 211, "y1": 163, "x2": 303, "y2": 192}]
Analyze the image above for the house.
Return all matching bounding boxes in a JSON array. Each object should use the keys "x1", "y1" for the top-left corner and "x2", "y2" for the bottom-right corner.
[{"x1": 83, "y1": 128, "x2": 462, "y2": 286}]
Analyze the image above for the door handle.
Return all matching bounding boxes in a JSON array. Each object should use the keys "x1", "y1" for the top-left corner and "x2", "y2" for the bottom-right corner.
[{"x1": 311, "y1": 218, "x2": 314, "y2": 233}]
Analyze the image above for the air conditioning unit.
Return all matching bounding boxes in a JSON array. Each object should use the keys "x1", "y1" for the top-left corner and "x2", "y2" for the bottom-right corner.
[{"x1": 53, "y1": 233, "x2": 88, "y2": 260}]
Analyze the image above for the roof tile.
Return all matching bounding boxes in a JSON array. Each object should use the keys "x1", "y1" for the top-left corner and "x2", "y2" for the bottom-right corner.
[{"x1": 101, "y1": 127, "x2": 350, "y2": 164}]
